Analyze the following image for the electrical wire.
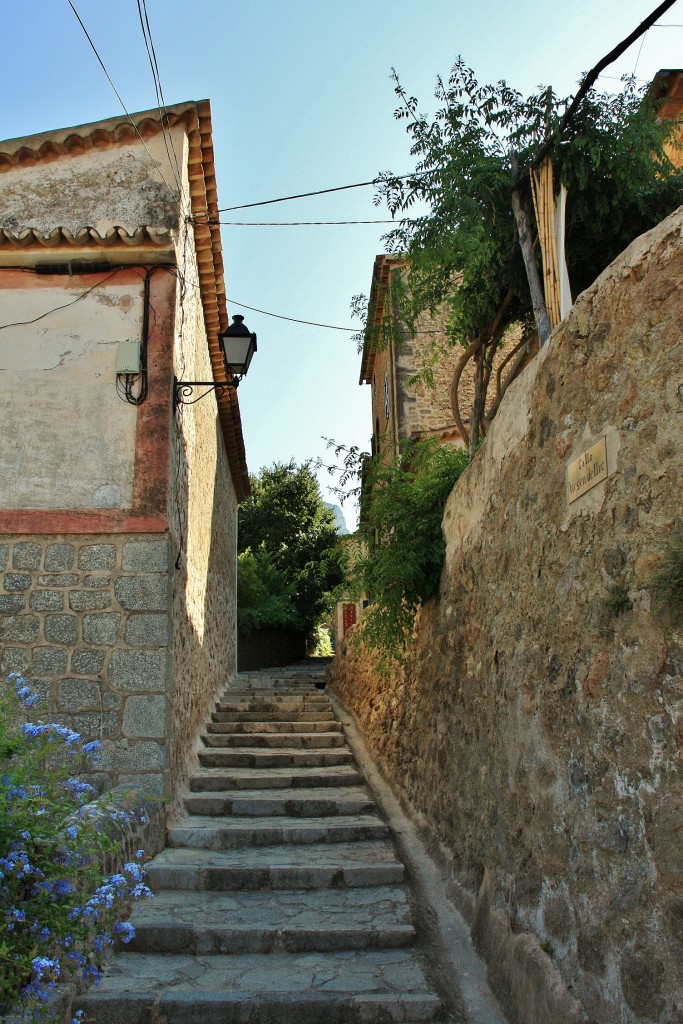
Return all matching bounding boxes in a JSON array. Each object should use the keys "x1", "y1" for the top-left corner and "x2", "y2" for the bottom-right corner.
[
  {"x1": 65, "y1": 0, "x2": 181, "y2": 206},
  {"x1": 632, "y1": 29, "x2": 648, "y2": 78},
  {"x1": 0, "y1": 268, "x2": 124, "y2": 332},
  {"x1": 226, "y1": 296, "x2": 456, "y2": 337},
  {"x1": 135, "y1": 0, "x2": 185, "y2": 197},
  {"x1": 210, "y1": 219, "x2": 398, "y2": 226},
  {"x1": 190, "y1": 170, "x2": 436, "y2": 216},
  {"x1": 160, "y1": 265, "x2": 446, "y2": 336},
  {"x1": 226, "y1": 298, "x2": 356, "y2": 331}
]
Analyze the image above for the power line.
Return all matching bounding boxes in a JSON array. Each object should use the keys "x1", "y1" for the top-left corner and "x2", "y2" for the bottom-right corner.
[
  {"x1": 226, "y1": 296, "x2": 457, "y2": 337},
  {"x1": 65, "y1": 0, "x2": 181, "y2": 205},
  {"x1": 192, "y1": 170, "x2": 435, "y2": 215},
  {"x1": 227, "y1": 298, "x2": 356, "y2": 331},
  {"x1": 211, "y1": 219, "x2": 398, "y2": 226},
  {"x1": 0, "y1": 268, "x2": 125, "y2": 332},
  {"x1": 135, "y1": 0, "x2": 185, "y2": 197},
  {"x1": 525, "y1": 0, "x2": 680, "y2": 178}
]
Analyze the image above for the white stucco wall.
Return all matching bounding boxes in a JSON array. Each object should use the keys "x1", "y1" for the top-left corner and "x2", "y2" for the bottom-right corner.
[{"x1": 0, "y1": 278, "x2": 142, "y2": 509}]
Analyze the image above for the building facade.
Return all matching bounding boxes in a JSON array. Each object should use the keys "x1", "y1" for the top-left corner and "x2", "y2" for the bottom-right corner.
[{"x1": 0, "y1": 101, "x2": 248, "y2": 802}]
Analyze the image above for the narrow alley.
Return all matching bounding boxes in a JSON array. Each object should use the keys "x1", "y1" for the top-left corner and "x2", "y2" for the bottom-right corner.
[{"x1": 76, "y1": 664, "x2": 507, "y2": 1023}]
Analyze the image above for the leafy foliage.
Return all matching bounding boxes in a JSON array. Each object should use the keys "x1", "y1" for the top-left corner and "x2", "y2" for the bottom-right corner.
[
  {"x1": 605, "y1": 580, "x2": 633, "y2": 618},
  {"x1": 0, "y1": 675, "x2": 152, "y2": 1021},
  {"x1": 649, "y1": 519, "x2": 683, "y2": 613},
  {"x1": 237, "y1": 546, "x2": 300, "y2": 634},
  {"x1": 238, "y1": 461, "x2": 345, "y2": 641},
  {"x1": 366, "y1": 62, "x2": 682, "y2": 448},
  {"x1": 344, "y1": 440, "x2": 468, "y2": 669}
]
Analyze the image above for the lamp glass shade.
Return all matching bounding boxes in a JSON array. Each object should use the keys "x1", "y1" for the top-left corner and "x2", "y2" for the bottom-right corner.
[{"x1": 220, "y1": 315, "x2": 257, "y2": 377}]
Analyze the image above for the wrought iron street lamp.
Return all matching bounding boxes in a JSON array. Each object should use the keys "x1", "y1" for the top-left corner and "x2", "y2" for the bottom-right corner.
[{"x1": 174, "y1": 315, "x2": 258, "y2": 408}]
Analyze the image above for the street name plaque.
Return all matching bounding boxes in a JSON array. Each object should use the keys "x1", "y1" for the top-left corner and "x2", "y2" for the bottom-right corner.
[{"x1": 567, "y1": 436, "x2": 609, "y2": 504}]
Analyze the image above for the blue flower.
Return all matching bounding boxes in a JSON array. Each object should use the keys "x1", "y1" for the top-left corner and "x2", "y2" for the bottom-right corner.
[
  {"x1": 123, "y1": 862, "x2": 144, "y2": 883},
  {"x1": 31, "y1": 956, "x2": 60, "y2": 980},
  {"x1": 92, "y1": 933, "x2": 111, "y2": 954},
  {"x1": 114, "y1": 920, "x2": 136, "y2": 943}
]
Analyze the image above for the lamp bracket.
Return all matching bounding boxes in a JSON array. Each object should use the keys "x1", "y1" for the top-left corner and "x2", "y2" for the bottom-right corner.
[{"x1": 173, "y1": 375, "x2": 236, "y2": 411}]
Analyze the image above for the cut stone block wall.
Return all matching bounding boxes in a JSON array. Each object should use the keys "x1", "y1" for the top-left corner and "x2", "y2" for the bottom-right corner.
[
  {"x1": 330, "y1": 208, "x2": 683, "y2": 1024},
  {"x1": 0, "y1": 534, "x2": 171, "y2": 796},
  {"x1": 166, "y1": 211, "x2": 239, "y2": 815}
]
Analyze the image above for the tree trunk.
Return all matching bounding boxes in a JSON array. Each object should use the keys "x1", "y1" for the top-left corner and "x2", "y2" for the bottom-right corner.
[
  {"x1": 511, "y1": 153, "x2": 551, "y2": 347},
  {"x1": 469, "y1": 346, "x2": 486, "y2": 459}
]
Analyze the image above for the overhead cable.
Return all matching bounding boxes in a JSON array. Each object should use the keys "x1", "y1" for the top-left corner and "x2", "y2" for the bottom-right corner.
[
  {"x1": 227, "y1": 298, "x2": 357, "y2": 331},
  {"x1": 135, "y1": 0, "x2": 185, "y2": 196},
  {"x1": 193, "y1": 170, "x2": 436, "y2": 215},
  {"x1": 211, "y1": 219, "x2": 397, "y2": 226},
  {"x1": 65, "y1": 0, "x2": 181, "y2": 205}
]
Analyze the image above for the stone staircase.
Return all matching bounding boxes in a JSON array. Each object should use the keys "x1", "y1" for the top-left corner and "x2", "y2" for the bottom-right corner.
[{"x1": 77, "y1": 665, "x2": 454, "y2": 1023}]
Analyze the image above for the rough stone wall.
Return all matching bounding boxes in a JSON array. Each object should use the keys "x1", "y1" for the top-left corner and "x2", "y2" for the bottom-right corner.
[
  {"x1": 166, "y1": 208, "x2": 238, "y2": 816},
  {"x1": 330, "y1": 208, "x2": 683, "y2": 1024},
  {"x1": 0, "y1": 534, "x2": 171, "y2": 796},
  {"x1": 394, "y1": 301, "x2": 459, "y2": 439},
  {"x1": 396, "y1": 303, "x2": 528, "y2": 444}
]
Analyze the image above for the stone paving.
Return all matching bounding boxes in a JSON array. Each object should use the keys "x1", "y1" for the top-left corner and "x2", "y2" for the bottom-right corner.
[{"x1": 76, "y1": 664, "x2": 454, "y2": 1023}]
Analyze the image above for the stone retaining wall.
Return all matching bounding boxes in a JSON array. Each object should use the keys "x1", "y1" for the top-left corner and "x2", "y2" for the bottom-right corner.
[
  {"x1": 330, "y1": 208, "x2": 683, "y2": 1024},
  {"x1": 0, "y1": 534, "x2": 171, "y2": 796}
]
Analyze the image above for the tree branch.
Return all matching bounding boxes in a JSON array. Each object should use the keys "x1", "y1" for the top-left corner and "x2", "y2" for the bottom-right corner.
[
  {"x1": 487, "y1": 330, "x2": 535, "y2": 422},
  {"x1": 520, "y1": 0, "x2": 678, "y2": 180},
  {"x1": 450, "y1": 337, "x2": 482, "y2": 448}
]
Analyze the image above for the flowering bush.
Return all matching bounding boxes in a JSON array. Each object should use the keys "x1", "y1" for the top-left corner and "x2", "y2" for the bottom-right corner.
[{"x1": 0, "y1": 675, "x2": 153, "y2": 1022}]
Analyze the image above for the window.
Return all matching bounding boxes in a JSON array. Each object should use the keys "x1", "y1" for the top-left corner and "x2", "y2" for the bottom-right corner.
[{"x1": 384, "y1": 374, "x2": 390, "y2": 420}]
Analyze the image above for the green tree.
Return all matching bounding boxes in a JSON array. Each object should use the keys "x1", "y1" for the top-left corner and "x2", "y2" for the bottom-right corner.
[
  {"x1": 238, "y1": 461, "x2": 345, "y2": 642},
  {"x1": 369, "y1": 61, "x2": 681, "y2": 453},
  {"x1": 236, "y1": 545, "x2": 300, "y2": 635},
  {"x1": 332, "y1": 439, "x2": 468, "y2": 670}
]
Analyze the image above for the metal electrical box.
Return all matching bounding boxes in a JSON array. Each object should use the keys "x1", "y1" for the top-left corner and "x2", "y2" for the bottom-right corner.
[{"x1": 115, "y1": 341, "x2": 141, "y2": 374}]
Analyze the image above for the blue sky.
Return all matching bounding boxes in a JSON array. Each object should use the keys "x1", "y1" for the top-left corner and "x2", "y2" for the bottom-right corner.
[{"x1": 3, "y1": 0, "x2": 680, "y2": 528}]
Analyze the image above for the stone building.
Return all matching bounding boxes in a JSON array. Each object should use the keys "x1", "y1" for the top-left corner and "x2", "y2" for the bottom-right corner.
[
  {"x1": 360, "y1": 255, "x2": 462, "y2": 460},
  {"x1": 0, "y1": 101, "x2": 249, "y2": 802},
  {"x1": 359, "y1": 254, "x2": 528, "y2": 461},
  {"x1": 652, "y1": 68, "x2": 683, "y2": 167}
]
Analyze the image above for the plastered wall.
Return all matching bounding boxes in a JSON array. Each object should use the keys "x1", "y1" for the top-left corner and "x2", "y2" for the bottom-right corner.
[{"x1": 0, "y1": 271, "x2": 144, "y2": 510}]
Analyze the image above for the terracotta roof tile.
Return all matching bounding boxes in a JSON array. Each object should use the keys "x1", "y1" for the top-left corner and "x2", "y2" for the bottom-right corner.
[{"x1": 0, "y1": 225, "x2": 172, "y2": 250}]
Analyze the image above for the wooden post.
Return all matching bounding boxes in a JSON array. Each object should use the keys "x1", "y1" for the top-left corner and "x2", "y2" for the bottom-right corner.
[{"x1": 511, "y1": 153, "x2": 551, "y2": 347}]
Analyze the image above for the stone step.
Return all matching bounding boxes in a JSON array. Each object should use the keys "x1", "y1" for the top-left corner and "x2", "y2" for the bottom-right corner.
[
  {"x1": 198, "y1": 748, "x2": 355, "y2": 769},
  {"x1": 217, "y1": 695, "x2": 329, "y2": 707},
  {"x1": 170, "y1": 814, "x2": 388, "y2": 848},
  {"x1": 212, "y1": 709, "x2": 336, "y2": 723},
  {"x1": 76, "y1": 950, "x2": 442, "y2": 1024},
  {"x1": 223, "y1": 685, "x2": 328, "y2": 692},
  {"x1": 189, "y1": 765, "x2": 363, "y2": 792},
  {"x1": 146, "y1": 842, "x2": 404, "y2": 891},
  {"x1": 226, "y1": 687, "x2": 320, "y2": 697},
  {"x1": 183, "y1": 787, "x2": 376, "y2": 818},
  {"x1": 207, "y1": 719, "x2": 343, "y2": 734},
  {"x1": 201, "y1": 731, "x2": 347, "y2": 749},
  {"x1": 124, "y1": 887, "x2": 413, "y2": 954},
  {"x1": 215, "y1": 702, "x2": 331, "y2": 715}
]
